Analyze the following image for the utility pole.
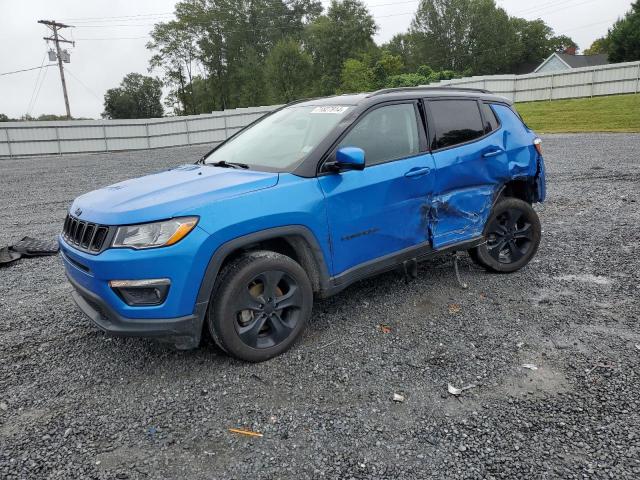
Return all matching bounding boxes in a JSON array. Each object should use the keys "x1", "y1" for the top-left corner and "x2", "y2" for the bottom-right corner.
[{"x1": 38, "y1": 20, "x2": 74, "y2": 119}]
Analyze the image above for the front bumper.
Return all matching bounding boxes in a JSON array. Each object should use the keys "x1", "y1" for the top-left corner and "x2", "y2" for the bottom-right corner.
[
  {"x1": 68, "y1": 272, "x2": 206, "y2": 349},
  {"x1": 59, "y1": 227, "x2": 214, "y2": 349}
]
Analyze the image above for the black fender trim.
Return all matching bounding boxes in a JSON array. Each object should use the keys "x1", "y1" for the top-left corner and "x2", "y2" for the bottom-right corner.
[{"x1": 195, "y1": 225, "x2": 332, "y2": 306}]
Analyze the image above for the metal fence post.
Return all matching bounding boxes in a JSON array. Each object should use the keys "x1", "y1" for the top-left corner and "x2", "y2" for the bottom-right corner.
[
  {"x1": 5, "y1": 128, "x2": 12, "y2": 158},
  {"x1": 590, "y1": 68, "x2": 596, "y2": 97},
  {"x1": 223, "y1": 112, "x2": 229, "y2": 140},
  {"x1": 185, "y1": 119, "x2": 191, "y2": 146},
  {"x1": 145, "y1": 122, "x2": 151, "y2": 148},
  {"x1": 636, "y1": 63, "x2": 640, "y2": 93},
  {"x1": 55, "y1": 126, "x2": 62, "y2": 155},
  {"x1": 102, "y1": 124, "x2": 108, "y2": 152},
  {"x1": 549, "y1": 74, "x2": 554, "y2": 101}
]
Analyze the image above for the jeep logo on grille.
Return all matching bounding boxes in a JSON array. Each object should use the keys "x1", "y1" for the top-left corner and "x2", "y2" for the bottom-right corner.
[{"x1": 74, "y1": 207, "x2": 82, "y2": 217}]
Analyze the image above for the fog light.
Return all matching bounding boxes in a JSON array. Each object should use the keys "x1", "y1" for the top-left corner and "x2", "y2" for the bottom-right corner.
[{"x1": 109, "y1": 279, "x2": 170, "y2": 306}]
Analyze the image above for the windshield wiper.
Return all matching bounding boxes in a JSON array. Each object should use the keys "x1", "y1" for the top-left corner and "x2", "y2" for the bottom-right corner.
[{"x1": 208, "y1": 160, "x2": 249, "y2": 169}]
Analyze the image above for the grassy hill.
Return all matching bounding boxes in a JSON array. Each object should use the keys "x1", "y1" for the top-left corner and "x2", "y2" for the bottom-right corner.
[{"x1": 515, "y1": 94, "x2": 640, "y2": 133}]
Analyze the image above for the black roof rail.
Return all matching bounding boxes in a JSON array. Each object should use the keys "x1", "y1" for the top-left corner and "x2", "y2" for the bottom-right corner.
[{"x1": 368, "y1": 86, "x2": 492, "y2": 97}]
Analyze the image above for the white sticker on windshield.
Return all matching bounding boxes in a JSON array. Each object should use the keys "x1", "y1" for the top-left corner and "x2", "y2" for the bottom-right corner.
[{"x1": 311, "y1": 106, "x2": 349, "y2": 114}]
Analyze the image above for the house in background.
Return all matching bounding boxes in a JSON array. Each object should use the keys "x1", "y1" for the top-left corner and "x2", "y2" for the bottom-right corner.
[{"x1": 534, "y1": 46, "x2": 610, "y2": 73}]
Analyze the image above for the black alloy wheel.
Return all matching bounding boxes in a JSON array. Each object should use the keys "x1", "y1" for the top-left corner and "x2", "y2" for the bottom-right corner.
[
  {"x1": 485, "y1": 207, "x2": 534, "y2": 264},
  {"x1": 469, "y1": 197, "x2": 541, "y2": 273},
  {"x1": 208, "y1": 250, "x2": 312, "y2": 362},
  {"x1": 233, "y1": 270, "x2": 304, "y2": 349}
]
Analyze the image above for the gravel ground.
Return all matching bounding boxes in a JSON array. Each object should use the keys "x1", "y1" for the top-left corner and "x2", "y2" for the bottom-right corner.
[{"x1": 1, "y1": 135, "x2": 639, "y2": 479}]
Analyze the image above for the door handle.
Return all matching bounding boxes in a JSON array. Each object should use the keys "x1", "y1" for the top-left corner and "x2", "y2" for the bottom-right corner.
[
  {"x1": 482, "y1": 148, "x2": 504, "y2": 158},
  {"x1": 404, "y1": 167, "x2": 431, "y2": 178}
]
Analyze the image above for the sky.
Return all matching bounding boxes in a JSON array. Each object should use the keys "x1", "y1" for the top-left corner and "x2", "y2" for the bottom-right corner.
[{"x1": 0, "y1": 0, "x2": 635, "y2": 119}]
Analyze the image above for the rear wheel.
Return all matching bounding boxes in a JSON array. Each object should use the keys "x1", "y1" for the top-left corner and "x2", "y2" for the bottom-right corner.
[
  {"x1": 208, "y1": 251, "x2": 312, "y2": 362},
  {"x1": 469, "y1": 197, "x2": 541, "y2": 273}
]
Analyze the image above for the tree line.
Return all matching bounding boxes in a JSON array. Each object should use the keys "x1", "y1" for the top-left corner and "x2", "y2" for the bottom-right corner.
[
  {"x1": 9, "y1": 0, "x2": 639, "y2": 121},
  {"x1": 133, "y1": 0, "x2": 583, "y2": 117},
  {"x1": 584, "y1": 0, "x2": 640, "y2": 59}
]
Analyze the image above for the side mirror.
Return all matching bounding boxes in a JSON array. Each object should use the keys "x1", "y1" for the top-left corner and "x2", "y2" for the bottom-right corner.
[{"x1": 328, "y1": 147, "x2": 365, "y2": 172}]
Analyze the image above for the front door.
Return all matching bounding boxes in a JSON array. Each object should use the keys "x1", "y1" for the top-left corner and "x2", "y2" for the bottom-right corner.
[{"x1": 318, "y1": 102, "x2": 436, "y2": 276}]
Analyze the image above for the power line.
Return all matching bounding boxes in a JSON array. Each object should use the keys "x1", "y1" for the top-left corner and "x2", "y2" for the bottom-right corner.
[
  {"x1": 28, "y1": 64, "x2": 50, "y2": 117},
  {"x1": 0, "y1": 64, "x2": 54, "y2": 76},
  {"x1": 61, "y1": 12, "x2": 173, "y2": 23},
  {"x1": 68, "y1": 2, "x2": 618, "y2": 44},
  {"x1": 26, "y1": 52, "x2": 48, "y2": 114},
  {"x1": 521, "y1": 0, "x2": 601, "y2": 19},
  {"x1": 61, "y1": 0, "x2": 421, "y2": 23},
  {"x1": 75, "y1": 36, "x2": 149, "y2": 41},
  {"x1": 64, "y1": 67, "x2": 102, "y2": 100},
  {"x1": 509, "y1": 0, "x2": 579, "y2": 16},
  {"x1": 72, "y1": 9, "x2": 419, "y2": 30}
]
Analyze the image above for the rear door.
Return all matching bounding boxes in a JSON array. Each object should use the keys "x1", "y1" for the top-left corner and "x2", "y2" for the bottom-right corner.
[
  {"x1": 318, "y1": 101, "x2": 436, "y2": 276},
  {"x1": 425, "y1": 98, "x2": 509, "y2": 249}
]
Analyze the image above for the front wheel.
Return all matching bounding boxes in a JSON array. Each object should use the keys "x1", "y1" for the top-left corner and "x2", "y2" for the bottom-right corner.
[
  {"x1": 469, "y1": 197, "x2": 541, "y2": 273},
  {"x1": 208, "y1": 251, "x2": 313, "y2": 362}
]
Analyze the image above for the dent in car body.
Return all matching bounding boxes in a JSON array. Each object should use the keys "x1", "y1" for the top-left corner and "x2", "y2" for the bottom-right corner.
[{"x1": 425, "y1": 103, "x2": 542, "y2": 249}]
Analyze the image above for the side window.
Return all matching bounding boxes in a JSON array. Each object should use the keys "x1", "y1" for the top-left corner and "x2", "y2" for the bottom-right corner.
[
  {"x1": 429, "y1": 100, "x2": 485, "y2": 150},
  {"x1": 480, "y1": 102, "x2": 500, "y2": 133},
  {"x1": 338, "y1": 103, "x2": 420, "y2": 166}
]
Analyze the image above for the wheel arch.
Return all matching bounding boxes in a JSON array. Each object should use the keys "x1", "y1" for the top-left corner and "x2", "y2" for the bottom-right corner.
[
  {"x1": 195, "y1": 226, "x2": 331, "y2": 307},
  {"x1": 500, "y1": 177, "x2": 540, "y2": 204}
]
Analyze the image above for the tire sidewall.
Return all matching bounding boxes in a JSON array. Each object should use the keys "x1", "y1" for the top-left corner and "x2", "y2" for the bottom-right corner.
[
  {"x1": 476, "y1": 197, "x2": 542, "y2": 273},
  {"x1": 209, "y1": 252, "x2": 313, "y2": 362}
]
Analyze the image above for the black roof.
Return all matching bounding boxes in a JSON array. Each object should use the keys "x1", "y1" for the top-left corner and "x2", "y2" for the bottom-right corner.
[
  {"x1": 293, "y1": 87, "x2": 512, "y2": 108},
  {"x1": 556, "y1": 53, "x2": 609, "y2": 68}
]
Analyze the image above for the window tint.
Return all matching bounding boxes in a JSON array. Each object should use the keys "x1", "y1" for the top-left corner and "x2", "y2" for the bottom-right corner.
[
  {"x1": 338, "y1": 103, "x2": 419, "y2": 166},
  {"x1": 429, "y1": 100, "x2": 484, "y2": 150},
  {"x1": 481, "y1": 102, "x2": 499, "y2": 133}
]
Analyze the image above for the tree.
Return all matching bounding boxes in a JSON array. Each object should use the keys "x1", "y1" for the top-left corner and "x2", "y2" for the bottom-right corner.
[
  {"x1": 148, "y1": 18, "x2": 199, "y2": 115},
  {"x1": 382, "y1": 33, "x2": 418, "y2": 71},
  {"x1": 341, "y1": 58, "x2": 375, "y2": 92},
  {"x1": 467, "y1": 0, "x2": 519, "y2": 74},
  {"x1": 547, "y1": 35, "x2": 578, "y2": 53},
  {"x1": 409, "y1": 0, "x2": 577, "y2": 75},
  {"x1": 0, "y1": 113, "x2": 11, "y2": 122},
  {"x1": 410, "y1": 0, "x2": 472, "y2": 72},
  {"x1": 148, "y1": 0, "x2": 322, "y2": 113},
  {"x1": 103, "y1": 73, "x2": 164, "y2": 119},
  {"x1": 607, "y1": 1, "x2": 640, "y2": 62},
  {"x1": 265, "y1": 38, "x2": 313, "y2": 102},
  {"x1": 306, "y1": 0, "x2": 377, "y2": 94},
  {"x1": 584, "y1": 37, "x2": 609, "y2": 55}
]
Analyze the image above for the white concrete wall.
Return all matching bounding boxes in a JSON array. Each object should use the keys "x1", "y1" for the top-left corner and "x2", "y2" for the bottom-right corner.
[
  {"x1": 431, "y1": 60, "x2": 640, "y2": 103},
  {"x1": 0, "y1": 105, "x2": 281, "y2": 158}
]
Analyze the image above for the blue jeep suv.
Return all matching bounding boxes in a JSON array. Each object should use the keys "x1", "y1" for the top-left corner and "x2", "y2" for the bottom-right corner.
[{"x1": 60, "y1": 87, "x2": 546, "y2": 362}]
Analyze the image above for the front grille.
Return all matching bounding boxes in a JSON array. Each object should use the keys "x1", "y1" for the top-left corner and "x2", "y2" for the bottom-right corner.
[{"x1": 62, "y1": 214, "x2": 111, "y2": 253}]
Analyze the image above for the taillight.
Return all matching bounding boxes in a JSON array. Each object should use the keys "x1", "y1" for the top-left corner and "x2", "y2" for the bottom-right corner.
[{"x1": 533, "y1": 137, "x2": 543, "y2": 155}]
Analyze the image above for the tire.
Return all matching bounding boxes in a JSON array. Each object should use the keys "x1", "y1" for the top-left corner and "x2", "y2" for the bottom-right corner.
[
  {"x1": 468, "y1": 197, "x2": 541, "y2": 273},
  {"x1": 208, "y1": 250, "x2": 313, "y2": 362}
]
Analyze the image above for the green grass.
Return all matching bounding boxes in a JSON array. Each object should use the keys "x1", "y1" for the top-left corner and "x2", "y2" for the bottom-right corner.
[{"x1": 515, "y1": 93, "x2": 640, "y2": 133}]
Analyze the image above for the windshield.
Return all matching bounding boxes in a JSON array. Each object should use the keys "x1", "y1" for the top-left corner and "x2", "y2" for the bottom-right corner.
[{"x1": 204, "y1": 105, "x2": 352, "y2": 171}]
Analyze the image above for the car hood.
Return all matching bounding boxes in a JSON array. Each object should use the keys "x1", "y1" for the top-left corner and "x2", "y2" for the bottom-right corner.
[{"x1": 70, "y1": 164, "x2": 279, "y2": 226}]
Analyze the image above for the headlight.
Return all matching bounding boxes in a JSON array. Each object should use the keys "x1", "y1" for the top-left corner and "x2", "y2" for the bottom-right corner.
[{"x1": 112, "y1": 217, "x2": 198, "y2": 249}]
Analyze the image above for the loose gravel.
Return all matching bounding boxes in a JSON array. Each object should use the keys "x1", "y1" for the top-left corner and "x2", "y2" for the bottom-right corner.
[{"x1": 1, "y1": 135, "x2": 639, "y2": 479}]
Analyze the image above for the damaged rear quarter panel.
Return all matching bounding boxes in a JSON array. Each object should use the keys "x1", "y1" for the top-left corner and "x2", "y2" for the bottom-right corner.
[{"x1": 430, "y1": 104, "x2": 539, "y2": 249}]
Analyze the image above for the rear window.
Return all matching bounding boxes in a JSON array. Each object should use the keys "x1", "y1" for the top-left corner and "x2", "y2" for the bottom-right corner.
[
  {"x1": 429, "y1": 100, "x2": 484, "y2": 150},
  {"x1": 481, "y1": 103, "x2": 500, "y2": 133}
]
